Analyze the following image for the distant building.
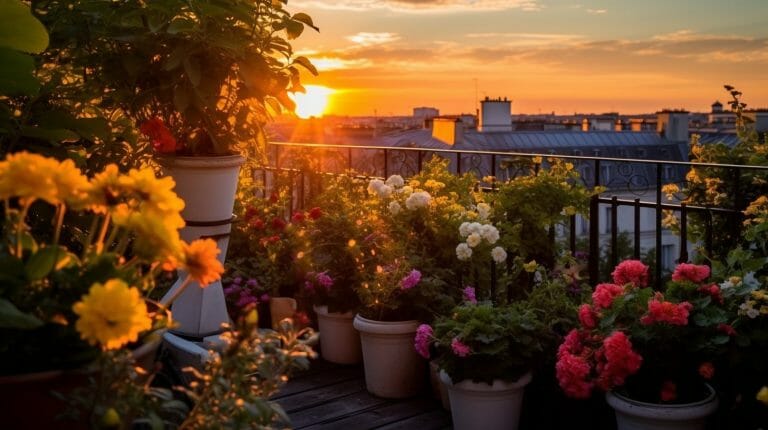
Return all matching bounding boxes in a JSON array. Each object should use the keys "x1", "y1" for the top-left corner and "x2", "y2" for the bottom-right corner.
[
  {"x1": 413, "y1": 107, "x2": 439, "y2": 120},
  {"x1": 479, "y1": 97, "x2": 512, "y2": 132}
]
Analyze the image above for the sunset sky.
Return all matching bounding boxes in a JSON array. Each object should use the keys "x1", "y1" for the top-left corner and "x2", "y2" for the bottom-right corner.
[{"x1": 287, "y1": 0, "x2": 768, "y2": 117}]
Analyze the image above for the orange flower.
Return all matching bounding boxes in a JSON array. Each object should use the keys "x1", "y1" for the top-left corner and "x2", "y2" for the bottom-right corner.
[{"x1": 182, "y1": 239, "x2": 224, "y2": 286}]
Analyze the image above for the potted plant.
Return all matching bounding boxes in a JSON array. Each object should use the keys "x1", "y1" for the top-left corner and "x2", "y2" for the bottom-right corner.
[
  {"x1": 0, "y1": 152, "x2": 224, "y2": 427},
  {"x1": 555, "y1": 259, "x2": 746, "y2": 429}
]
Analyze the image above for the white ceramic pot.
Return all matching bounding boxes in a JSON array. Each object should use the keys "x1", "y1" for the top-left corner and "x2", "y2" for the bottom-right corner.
[
  {"x1": 429, "y1": 360, "x2": 450, "y2": 410},
  {"x1": 314, "y1": 305, "x2": 361, "y2": 365},
  {"x1": 159, "y1": 155, "x2": 245, "y2": 338},
  {"x1": 606, "y1": 384, "x2": 719, "y2": 430},
  {"x1": 440, "y1": 370, "x2": 532, "y2": 430},
  {"x1": 353, "y1": 314, "x2": 426, "y2": 398}
]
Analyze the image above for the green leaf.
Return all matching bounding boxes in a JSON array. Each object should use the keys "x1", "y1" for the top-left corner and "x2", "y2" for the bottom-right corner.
[
  {"x1": 183, "y1": 57, "x2": 201, "y2": 87},
  {"x1": 173, "y1": 86, "x2": 191, "y2": 113},
  {"x1": 25, "y1": 245, "x2": 68, "y2": 280},
  {"x1": 0, "y1": 298, "x2": 43, "y2": 329},
  {"x1": 291, "y1": 13, "x2": 319, "y2": 32},
  {"x1": 0, "y1": 47, "x2": 39, "y2": 95},
  {"x1": 292, "y1": 56, "x2": 318, "y2": 76},
  {"x1": 167, "y1": 18, "x2": 196, "y2": 35},
  {"x1": 0, "y1": 0, "x2": 49, "y2": 53},
  {"x1": 164, "y1": 46, "x2": 188, "y2": 71},
  {"x1": 285, "y1": 19, "x2": 304, "y2": 40},
  {"x1": 19, "y1": 125, "x2": 80, "y2": 143}
]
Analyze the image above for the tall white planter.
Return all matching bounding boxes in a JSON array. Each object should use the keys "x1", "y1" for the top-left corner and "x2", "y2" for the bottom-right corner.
[
  {"x1": 314, "y1": 305, "x2": 361, "y2": 365},
  {"x1": 159, "y1": 155, "x2": 245, "y2": 338},
  {"x1": 606, "y1": 384, "x2": 719, "y2": 430},
  {"x1": 353, "y1": 315, "x2": 425, "y2": 398},
  {"x1": 440, "y1": 370, "x2": 532, "y2": 430}
]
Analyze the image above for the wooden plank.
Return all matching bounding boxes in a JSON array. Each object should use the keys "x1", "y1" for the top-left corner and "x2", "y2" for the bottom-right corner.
[
  {"x1": 372, "y1": 409, "x2": 452, "y2": 430},
  {"x1": 274, "y1": 364, "x2": 362, "y2": 399},
  {"x1": 279, "y1": 379, "x2": 366, "y2": 412},
  {"x1": 290, "y1": 391, "x2": 390, "y2": 429},
  {"x1": 301, "y1": 397, "x2": 442, "y2": 430}
]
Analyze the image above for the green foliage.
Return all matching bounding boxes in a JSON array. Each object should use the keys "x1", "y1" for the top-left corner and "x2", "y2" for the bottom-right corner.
[{"x1": 34, "y1": 0, "x2": 318, "y2": 157}]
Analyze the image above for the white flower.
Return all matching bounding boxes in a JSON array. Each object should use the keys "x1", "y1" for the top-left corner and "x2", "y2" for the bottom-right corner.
[
  {"x1": 491, "y1": 246, "x2": 507, "y2": 263},
  {"x1": 456, "y1": 243, "x2": 472, "y2": 261},
  {"x1": 388, "y1": 201, "x2": 401, "y2": 215},
  {"x1": 459, "y1": 222, "x2": 471, "y2": 238},
  {"x1": 747, "y1": 308, "x2": 760, "y2": 319},
  {"x1": 377, "y1": 184, "x2": 393, "y2": 198},
  {"x1": 466, "y1": 233, "x2": 482, "y2": 248},
  {"x1": 719, "y1": 280, "x2": 734, "y2": 290},
  {"x1": 467, "y1": 222, "x2": 482, "y2": 235},
  {"x1": 533, "y1": 271, "x2": 543, "y2": 285},
  {"x1": 744, "y1": 272, "x2": 759, "y2": 288},
  {"x1": 385, "y1": 174, "x2": 404, "y2": 188},
  {"x1": 400, "y1": 185, "x2": 414, "y2": 195},
  {"x1": 479, "y1": 224, "x2": 499, "y2": 244},
  {"x1": 405, "y1": 191, "x2": 431, "y2": 210},
  {"x1": 367, "y1": 179, "x2": 385, "y2": 196},
  {"x1": 477, "y1": 203, "x2": 491, "y2": 221}
]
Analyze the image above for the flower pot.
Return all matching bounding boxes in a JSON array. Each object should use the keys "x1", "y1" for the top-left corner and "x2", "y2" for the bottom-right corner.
[
  {"x1": 270, "y1": 297, "x2": 298, "y2": 328},
  {"x1": 314, "y1": 305, "x2": 362, "y2": 365},
  {"x1": 429, "y1": 360, "x2": 450, "y2": 410},
  {"x1": 159, "y1": 155, "x2": 245, "y2": 338},
  {"x1": 440, "y1": 370, "x2": 532, "y2": 430},
  {"x1": 353, "y1": 315, "x2": 426, "y2": 398},
  {"x1": 606, "y1": 384, "x2": 719, "y2": 430}
]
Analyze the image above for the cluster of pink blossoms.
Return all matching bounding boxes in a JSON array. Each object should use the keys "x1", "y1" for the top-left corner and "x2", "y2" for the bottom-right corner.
[
  {"x1": 400, "y1": 269, "x2": 422, "y2": 290},
  {"x1": 414, "y1": 324, "x2": 433, "y2": 359},
  {"x1": 639, "y1": 293, "x2": 692, "y2": 326}
]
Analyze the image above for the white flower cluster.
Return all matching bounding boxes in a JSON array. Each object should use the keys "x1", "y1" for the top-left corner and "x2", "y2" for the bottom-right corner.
[
  {"x1": 385, "y1": 174, "x2": 404, "y2": 188},
  {"x1": 405, "y1": 190, "x2": 431, "y2": 210},
  {"x1": 388, "y1": 201, "x2": 401, "y2": 215},
  {"x1": 476, "y1": 202, "x2": 491, "y2": 221},
  {"x1": 455, "y1": 221, "x2": 506, "y2": 263},
  {"x1": 367, "y1": 179, "x2": 392, "y2": 198}
]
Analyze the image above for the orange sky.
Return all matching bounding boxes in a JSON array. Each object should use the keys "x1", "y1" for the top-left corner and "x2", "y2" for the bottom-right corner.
[{"x1": 286, "y1": 0, "x2": 768, "y2": 116}]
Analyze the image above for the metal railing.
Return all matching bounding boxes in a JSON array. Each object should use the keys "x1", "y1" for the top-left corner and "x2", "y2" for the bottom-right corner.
[{"x1": 256, "y1": 141, "x2": 768, "y2": 287}]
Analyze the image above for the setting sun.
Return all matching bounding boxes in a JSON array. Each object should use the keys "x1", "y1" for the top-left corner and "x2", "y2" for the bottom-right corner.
[{"x1": 291, "y1": 85, "x2": 334, "y2": 119}]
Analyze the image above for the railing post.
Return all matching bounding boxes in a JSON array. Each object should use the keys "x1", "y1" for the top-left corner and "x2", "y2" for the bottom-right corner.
[
  {"x1": 383, "y1": 149, "x2": 388, "y2": 178},
  {"x1": 456, "y1": 152, "x2": 462, "y2": 174},
  {"x1": 569, "y1": 214, "x2": 576, "y2": 255},
  {"x1": 634, "y1": 198, "x2": 641, "y2": 259},
  {"x1": 589, "y1": 194, "x2": 600, "y2": 285},
  {"x1": 679, "y1": 203, "x2": 688, "y2": 263},
  {"x1": 655, "y1": 163, "x2": 663, "y2": 287},
  {"x1": 611, "y1": 196, "x2": 618, "y2": 269}
]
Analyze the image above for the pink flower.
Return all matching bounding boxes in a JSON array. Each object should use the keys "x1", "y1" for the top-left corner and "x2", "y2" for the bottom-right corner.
[
  {"x1": 556, "y1": 352, "x2": 594, "y2": 399},
  {"x1": 451, "y1": 337, "x2": 471, "y2": 357},
  {"x1": 414, "y1": 324, "x2": 433, "y2": 359},
  {"x1": 717, "y1": 323, "x2": 736, "y2": 337},
  {"x1": 308, "y1": 207, "x2": 322, "y2": 220},
  {"x1": 596, "y1": 331, "x2": 642, "y2": 391},
  {"x1": 578, "y1": 304, "x2": 597, "y2": 329},
  {"x1": 611, "y1": 260, "x2": 649, "y2": 287},
  {"x1": 271, "y1": 217, "x2": 286, "y2": 231},
  {"x1": 671, "y1": 263, "x2": 710, "y2": 283},
  {"x1": 698, "y1": 284, "x2": 723, "y2": 304},
  {"x1": 698, "y1": 362, "x2": 715, "y2": 380},
  {"x1": 291, "y1": 212, "x2": 305, "y2": 223},
  {"x1": 640, "y1": 296, "x2": 692, "y2": 326},
  {"x1": 592, "y1": 283, "x2": 624, "y2": 309},
  {"x1": 316, "y1": 271, "x2": 334, "y2": 289},
  {"x1": 400, "y1": 269, "x2": 422, "y2": 290},
  {"x1": 259, "y1": 293, "x2": 270, "y2": 302},
  {"x1": 463, "y1": 286, "x2": 477, "y2": 304}
]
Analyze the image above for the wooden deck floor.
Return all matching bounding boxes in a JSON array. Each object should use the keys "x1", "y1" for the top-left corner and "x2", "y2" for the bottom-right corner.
[{"x1": 274, "y1": 360, "x2": 451, "y2": 429}]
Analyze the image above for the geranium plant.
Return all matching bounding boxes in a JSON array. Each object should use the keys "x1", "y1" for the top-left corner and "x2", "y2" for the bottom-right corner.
[{"x1": 555, "y1": 259, "x2": 741, "y2": 403}]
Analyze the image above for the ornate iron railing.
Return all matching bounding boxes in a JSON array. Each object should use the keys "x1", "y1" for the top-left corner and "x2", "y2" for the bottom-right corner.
[{"x1": 256, "y1": 141, "x2": 768, "y2": 287}]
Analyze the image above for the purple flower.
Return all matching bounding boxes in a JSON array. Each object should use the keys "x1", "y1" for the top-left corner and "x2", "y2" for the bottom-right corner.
[
  {"x1": 246, "y1": 278, "x2": 258, "y2": 287},
  {"x1": 236, "y1": 295, "x2": 258, "y2": 308},
  {"x1": 304, "y1": 281, "x2": 315, "y2": 292},
  {"x1": 451, "y1": 337, "x2": 471, "y2": 357},
  {"x1": 400, "y1": 269, "x2": 422, "y2": 290},
  {"x1": 414, "y1": 324, "x2": 433, "y2": 359},
  {"x1": 316, "y1": 271, "x2": 334, "y2": 289},
  {"x1": 463, "y1": 286, "x2": 477, "y2": 304},
  {"x1": 223, "y1": 285, "x2": 241, "y2": 296},
  {"x1": 260, "y1": 294, "x2": 270, "y2": 302},
  {"x1": 233, "y1": 277, "x2": 243, "y2": 285}
]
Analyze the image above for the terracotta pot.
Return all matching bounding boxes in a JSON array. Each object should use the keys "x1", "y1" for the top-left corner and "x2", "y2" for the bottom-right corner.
[
  {"x1": 353, "y1": 314, "x2": 426, "y2": 398},
  {"x1": 270, "y1": 297, "x2": 298, "y2": 328},
  {"x1": 606, "y1": 384, "x2": 719, "y2": 430},
  {"x1": 313, "y1": 305, "x2": 361, "y2": 365},
  {"x1": 440, "y1": 370, "x2": 532, "y2": 430}
]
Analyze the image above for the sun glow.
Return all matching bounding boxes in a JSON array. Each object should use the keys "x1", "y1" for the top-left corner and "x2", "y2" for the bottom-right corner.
[{"x1": 291, "y1": 85, "x2": 334, "y2": 119}]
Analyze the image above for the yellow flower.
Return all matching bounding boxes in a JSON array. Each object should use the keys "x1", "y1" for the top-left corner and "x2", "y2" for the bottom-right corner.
[
  {"x1": 661, "y1": 183, "x2": 680, "y2": 201},
  {"x1": 0, "y1": 152, "x2": 89, "y2": 206},
  {"x1": 182, "y1": 239, "x2": 224, "y2": 286},
  {"x1": 88, "y1": 164, "x2": 124, "y2": 214},
  {"x1": 121, "y1": 168, "x2": 185, "y2": 230},
  {"x1": 121, "y1": 210, "x2": 184, "y2": 265},
  {"x1": 523, "y1": 260, "x2": 538, "y2": 273},
  {"x1": 757, "y1": 386, "x2": 768, "y2": 405},
  {"x1": 73, "y1": 279, "x2": 152, "y2": 350}
]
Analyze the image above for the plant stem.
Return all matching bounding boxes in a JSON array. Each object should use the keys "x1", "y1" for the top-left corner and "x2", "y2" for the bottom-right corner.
[
  {"x1": 15, "y1": 200, "x2": 32, "y2": 257},
  {"x1": 52, "y1": 204, "x2": 66, "y2": 247},
  {"x1": 95, "y1": 212, "x2": 111, "y2": 253},
  {"x1": 160, "y1": 275, "x2": 193, "y2": 308}
]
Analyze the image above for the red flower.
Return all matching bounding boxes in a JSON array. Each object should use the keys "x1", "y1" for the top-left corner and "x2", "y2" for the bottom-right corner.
[
  {"x1": 291, "y1": 211, "x2": 305, "y2": 223},
  {"x1": 309, "y1": 207, "x2": 322, "y2": 219},
  {"x1": 578, "y1": 304, "x2": 597, "y2": 329},
  {"x1": 697, "y1": 284, "x2": 724, "y2": 304},
  {"x1": 556, "y1": 352, "x2": 594, "y2": 399},
  {"x1": 717, "y1": 323, "x2": 737, "y2": 337},
  {"x1": 249, "y1": 218, "x2": 265, "y2": 229},
  {"x1": 271, "y1": 217, "x2": 286, "y2": 231},
  {"x1": 140, "y1": 118, "x2": 177, "y2": 154},
  {"x1": 595, "y1": 331, "x2": 643, "y2": 391},
  {"x1": 640, "y1": 295, "x2": 692, "y2": 326},
  {"x1": 671, "y1": 263, "x2": 710, "y2": 283},
  {"x1": 244, "y1": 206, "x2": 259, "y2": 221},
  {"x1": 269, "y1": 192, "x2": 279, "y2": 203},
  {"x1": 698, "y1": 362, "x2": 715, "y2": 380},
  {"x1": 592, "y1": 283, "x2": 624, "y2": 309},
  {"x1": 660, "y1": 381, "x2": 677, "y2": 402},
  {"x1": 611, "y1": 259, "x2": 649, "y2": 287}
]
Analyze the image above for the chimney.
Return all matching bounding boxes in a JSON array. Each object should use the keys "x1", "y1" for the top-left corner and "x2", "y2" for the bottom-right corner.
[
  {"x1": 614, "y1": 120, "x2": 623, "y2": 132},
  {"x1": 656, "y1": 110, "x2": 689, "y2": 142},
  {"x1": 630, "y1": 119, "x2": 644, "y2": 132},
  {"x1": 479, "y1": 97, "x2": 512, "y2": 132},
  {"x1": 432, "y1": 117, "x2": 464, "y2": 145},
  {"x1": 581, "y1": 118, "x2": 590, "y2": 132}
]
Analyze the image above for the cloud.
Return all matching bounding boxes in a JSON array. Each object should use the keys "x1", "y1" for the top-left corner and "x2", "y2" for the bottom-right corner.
[
  {"x1": 290, "y1": 0, "x2": 542, "y2": 12},
  {"x1": 310, "y1": 57, "x2": 374, "y2": 71},
  {"x1": 586, "y1": 8, "x2": 607, "y2": 14},
  {"x1": 347, "y1": 32, "x2": 401, "y2": 46},
  {"x1": 464, "y1": 32, "x2": 585, "y2": 47}
]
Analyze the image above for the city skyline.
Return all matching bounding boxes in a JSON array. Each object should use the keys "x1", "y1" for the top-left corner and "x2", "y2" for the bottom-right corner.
[{"x1": 288, "y1": 0, "x2": 768, "y2": 116}]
